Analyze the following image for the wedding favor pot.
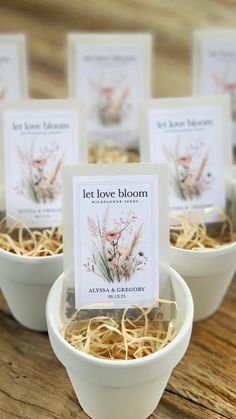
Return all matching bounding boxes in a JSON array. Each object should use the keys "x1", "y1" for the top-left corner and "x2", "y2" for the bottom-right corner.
[
  {"x1": 46, "y1": 268, "x2": 193, "y2": 419},
  {"x1": 0, "y1": 249, "x2": 63, "y2": 331},
  {"x1": 170, "y1": 175, "x2": 236, "y2": 321},
  {"x1": 170, "y1": 242, "x2": 236, "y2": 321}
]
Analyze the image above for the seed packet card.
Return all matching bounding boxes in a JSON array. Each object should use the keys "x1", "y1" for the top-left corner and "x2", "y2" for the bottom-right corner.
[
  {"x1": 62, "y1": 163, "x2": 169, "y2": 309},
  {"x1": 193, "y1": 30, "x2": 236, "y2": 148},
  {"x1": 141, "y1": 96, "x2": 232, "y2": 222},
  {"x1": 0, "y1": 34, "x2": 28, "y2": 100},
  {"x1": 67, "y1": 32, "x2": 152, "y2": 149},
  {"x1": 1, "y1": 100, "x2": 86, "y2": 227}
]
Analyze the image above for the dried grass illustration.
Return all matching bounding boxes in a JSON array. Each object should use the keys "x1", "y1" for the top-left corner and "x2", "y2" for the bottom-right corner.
[
  {"x1": 162, "y1": 138, "x2": 213, "y2": 200},
  {"x1": 88, "y1": 75, "x2": 131, "y2": 125},
  {"x1": 15, "y1": 138, "x2": 64, "y2": 203},
  {"x1": 84, "y1": 209, "x2": 147, "y2": 283}
]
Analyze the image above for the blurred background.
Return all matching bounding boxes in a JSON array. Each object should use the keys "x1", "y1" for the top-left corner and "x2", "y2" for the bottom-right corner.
[{"x1": 0, "y1": 0, "x2": 235, "y2": 99}]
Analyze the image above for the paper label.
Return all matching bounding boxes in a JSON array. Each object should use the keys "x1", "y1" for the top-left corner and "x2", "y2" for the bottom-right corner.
[
  {"x1": 75, "y1": 44, "x2": 146, "y2": 148},
  {"x1": 147, "y1": 107, "x2": 225, "y2": 220},
  {"x1": 199, "y1": 40, "x2": 236, "y2": 146},
  {"x1": 4, "y1": 110, "x2": 80, "y2": 227},
  {"x1": 72, "y1": 175, "x2": 159, "y2": 308},
  {"x1": 0, "y1": 45, "x2": 22, "y2": 99}
]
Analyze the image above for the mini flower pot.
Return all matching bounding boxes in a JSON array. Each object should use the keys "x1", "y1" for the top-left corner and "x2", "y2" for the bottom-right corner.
[
  {"x1": 170, "y1": 242, "x2": 236, "y2": 321},
  {"x1": 46, "y1": 268, "x2": 193, "y2": 419},
  {"x1": 0, "y1": 249, "x2": 63, "y2": 331}
]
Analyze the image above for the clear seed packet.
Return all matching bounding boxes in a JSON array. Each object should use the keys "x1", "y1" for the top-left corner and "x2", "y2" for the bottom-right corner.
[
  {"x1": 193, "y1": 29, "x2": 236, "y2": 151},
  {"x1": 140, "y1": 95, "x2": 233, "y2": 224},
  {"x1": 0, "y1": 99, "x2": 86, "y2": 226},
  {"x1": 0, "y1": 33, "x2": 28, "y2": 100},
  {"x1": 60, "y1": 163, "x2": 178, "y2": 360},
  {"x1": 67, "y1": 32, "x2": 152, "y2": 150}
]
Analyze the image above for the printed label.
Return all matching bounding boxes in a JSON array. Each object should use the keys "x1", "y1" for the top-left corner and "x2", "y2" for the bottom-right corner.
[
  {"x1": 199, "y1": 40, "x2": 236, "y2": 146},
  {"x1": 4, "y1": 110, "x2": 79, "y2": 227},
  {"x1": 73, "y1": 175, "x2": 159, "y2": 308},
  {"x1": 75, "y1": 44, "x2": 146, "y2": 148},
  {"x1": 147, "y1": 107, "x2": 225, "y2": 220},
  {"x1": 0, "y1": 45, "x2": 22, "y2": 99}
]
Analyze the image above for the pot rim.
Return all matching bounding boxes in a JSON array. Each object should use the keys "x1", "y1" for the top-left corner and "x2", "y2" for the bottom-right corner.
[
  {"x1": 46, "y1": 268, "x2": 194, "y2": 368},
  {"x1": 0, "y1": 247, "x2": 63, "y2": 263},
  {"x1": 170, "y1": 239, "x2": 236, "y2": 256}
]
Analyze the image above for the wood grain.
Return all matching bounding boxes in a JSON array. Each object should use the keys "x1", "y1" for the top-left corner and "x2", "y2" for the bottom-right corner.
[
  {"x1": 0, "y1": 278, "x2": 235, "y2": 418},
  {"x1": 0, "y1": 0, "x2": 236, "y2": 417},
  {"x1": 1, "y1": 0, "x2": 236, "y2": 99}
]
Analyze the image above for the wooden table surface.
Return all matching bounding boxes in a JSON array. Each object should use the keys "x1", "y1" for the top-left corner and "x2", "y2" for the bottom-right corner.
[{"x1": 0, "y1": 0, "x2": 236, "y2": 418}]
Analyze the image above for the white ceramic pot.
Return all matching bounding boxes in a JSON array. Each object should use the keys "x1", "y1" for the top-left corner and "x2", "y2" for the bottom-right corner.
[
  {"x1": 0, "y1": 249, "x2": 63, "y2": 331},
  {"x1": 170, "y1": 241, "x2": 236, "y2": 321},
  {"x1": 46, "y1": 268, "x2": 193, "y2": 419}
]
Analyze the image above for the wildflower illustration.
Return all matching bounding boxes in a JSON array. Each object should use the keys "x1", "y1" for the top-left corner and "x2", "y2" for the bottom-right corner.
[
  {"x1": 213, "y1": 70, "x2": 236, "y2": 120},
  {"x1": 162, "y1": 138, "x2": 213, "y2": 200},
  {"x1": 15, "y1": 138, "x2": 64, "y2": 203},
  {"x1": 88, "y1": 74, "x2": 131, "y2": 125},
  {"x1": 84, "y1": 209, "x2": 147, "y2": 283}
]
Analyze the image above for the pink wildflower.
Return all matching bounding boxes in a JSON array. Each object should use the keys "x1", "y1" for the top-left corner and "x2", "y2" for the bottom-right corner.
[
  {"x1": 32, "y1": 158, "x2": 47, "y2": 169},
  {"x1": 176, "y1": 155, "x2": 192, "y2": 166},
  {"x1": 100, "y1": 86, "x2": 114, "y2": 96},
  {"x1": 104, "y1": 229, "x2": 121, "y2": 242}
]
